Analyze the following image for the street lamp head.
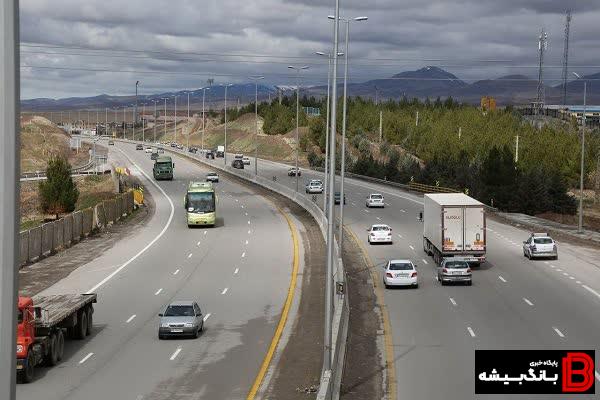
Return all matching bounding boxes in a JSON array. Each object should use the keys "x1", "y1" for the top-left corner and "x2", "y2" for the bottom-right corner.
[
  {"x1": 354, "y1": 16, "x2": 368, "y2": 21},
  {"x1": 288, "y1": 66, "x2": 295, "y2": 69},
  {"x1": 315, "y1": 51, "x2": 326, "y2": 56},
  {"x1": 572, "y1": 72, "x2": 582, "y2": 79},
  {"x1": 301, "y1": 66, "x2": 309, "y2": 70},
  {"x1": 328, "y1": 15, "x2": 335, "y2": 20}
]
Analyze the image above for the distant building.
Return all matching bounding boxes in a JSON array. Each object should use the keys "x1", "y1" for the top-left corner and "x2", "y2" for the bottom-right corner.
[
  {"x1": 480, "y1": 96, "x2": 496, "y2": 111},
  {"x1": 303, "y1": 106, "x2": 321, "y2": 117},
  {"x1": 546, "y1": 105, "x2": 600, "y2": 129}
]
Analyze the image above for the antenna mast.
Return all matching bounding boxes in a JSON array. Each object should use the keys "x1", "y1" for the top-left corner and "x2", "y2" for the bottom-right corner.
[
  {"x1": 536, "y1": 29, "x2": 548, "y2": 115},
  {"x1": 561, "y1": 10, "x2": 572, "y2": 106}
]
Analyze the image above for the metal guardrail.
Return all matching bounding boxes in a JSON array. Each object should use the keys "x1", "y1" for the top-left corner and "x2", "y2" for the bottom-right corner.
[{"x1": 20, "y1": 158, "x2": 95, "y2": 180}]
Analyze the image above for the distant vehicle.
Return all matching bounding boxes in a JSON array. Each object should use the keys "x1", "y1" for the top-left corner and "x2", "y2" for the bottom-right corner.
[
  {"x1": 216, "y1": 145, "x2": 225, "y2": 157},
  {"x1": 16, "y1": 293, "x2": 97, "y2": 382},
  {"x1": 288, "y1": 167, "x2": 301, "y2": 177},
  {"x1": 305, "y1": 180, "x2": 323, "y2": 194},
  {"x1": 185, "y1": 181, "x2": 216, "y2": 227},
  {"x1": 158, "y1": 148, "x2": 164, "y2": 153},
  {"x1": 523, "y1": 232, "x2": 557, "y2": 260},
  {"x1": 366, "y1": 193, "x2": 384, "y2": 208},
  {"x1": 423, "y1": 193, "x2": 486, "y2": 266},
  {"x1": 437, "y1": 258, "x2": 472, "y2": 286},
  {"x1": 170, "y1": 143, "x2": 178, "y2": 148},
  {"x1": 368, "y1": 224, "x2": 393, "y2": 244},
  {"x1": 108, "y1": 140, "x2": 114, "y2": 145},
  {"x1": 205, "y1": 150, "x2": 215, "y2": 159},
  {"x1": 234, "y1": 154, "x2": 244, "y2": 160},
  {"x1": 334, "y1": 191, "x2": 346, "y2": 205},
  {"x1": 158, "y1": 301, "x2": 204, "y2": 339},
  {"x1": 242, "y1": 156, "x2": 251, "y2": 165},
  {"x1": 206, "y1": 172, "x2": 219, "y2": 183},
  {"x1": 150, "y1": 152, "x2": 159, "y2": 161},
  {"x1": 136, "y1": 144, "x2": 143, "y2": 150},
  {"x1": 145, "y1": 147, "x2": 153, "y2": 153},
  {"x1": 232, "y1": 159, "x2": 244, "y2": 169},
  {"x1": 153, "y1": 156, "x2": 174, "y2": 180},
  {"x1": 177, "y1": 144, "x2": 183, "y2": 149},
  {"x1": 383, "y1": 260, "x2": 418, "y2": 289},
  {"x1": 189, "y1": 147, "x2": 198, "y2": 154}
]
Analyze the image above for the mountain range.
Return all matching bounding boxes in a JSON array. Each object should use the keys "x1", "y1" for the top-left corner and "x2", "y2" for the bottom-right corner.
[{"x1": 21, "y1": 67, "x2": 599, "y2": 111}]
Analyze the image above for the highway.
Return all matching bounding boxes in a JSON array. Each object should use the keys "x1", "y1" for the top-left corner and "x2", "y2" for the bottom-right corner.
[
  {"x1": 17, "y1": 142, "x2": 297, "y2": 400},
  {"x1": 195, "y1": 150, "x2": 600, "y2": 400}
]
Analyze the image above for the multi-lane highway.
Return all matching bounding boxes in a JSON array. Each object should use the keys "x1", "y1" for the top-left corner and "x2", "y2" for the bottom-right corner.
[
  {"x1": 195, "y1": 150, "x2": 600, "y2": 400},
  {"x1": 17, "y1": 142, "x2": 297, "y2": 400}
]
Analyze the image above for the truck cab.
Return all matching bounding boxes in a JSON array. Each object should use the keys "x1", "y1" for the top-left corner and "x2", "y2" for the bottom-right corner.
[{"x1": 153, "y1": 156, "x2": 174, "y2": 180}]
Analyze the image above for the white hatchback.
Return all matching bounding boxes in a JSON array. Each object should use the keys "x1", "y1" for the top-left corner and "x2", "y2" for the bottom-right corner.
[
  {"x1": 366, "y1": 193, "x2": 385, "y2": 208},
  {"x1": 368, "y1": 224, "x2": 393, "y2": 244},
  {"x1": 383, "y1": 259, "x2": 418, "y2": 288}
]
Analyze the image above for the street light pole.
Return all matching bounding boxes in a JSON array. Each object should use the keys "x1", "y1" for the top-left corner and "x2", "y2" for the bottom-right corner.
[
  {"x1": 105, "y1": 108, "x2": 108, "y2": 137},
  {"x1": 202, "y1": 87, "x2": 210, "y2": 152},
  {"x1": 573, "y1": 72, "x2": 586, "y2": 233},
  {"x1": 132, "y1": 105, "x2": 135, "y2": 140},
  {"x1": 174, "y1": 95, "x2": 178, "y2": 144},
  {"x1": 163, "y1": 97, "x2": 168, "y2": 140},
  {"x1": 123, "y1": 106, "x2": 126, "y2": 139},
  {"x1": 135, "y1": 80, "x2": 139, "y2": 124},
  {"x1": 142, "y1": 103, "x2": 146, "y2": 142},
  {"x1": 187, "y1": 91, "x2": 190, "y2": 149},
  {"x1": 288, "y1": 65, "x2": 309, "y2": 192},
  {"x1": 249, "y1": 76, "x2": 264, "y2": 175},
  {"x1": 153, "y1": 100, "x2": 157, "y2": 143},
  {"x1": 224, "y1": 84, "x2": 233, "y2": 165}
]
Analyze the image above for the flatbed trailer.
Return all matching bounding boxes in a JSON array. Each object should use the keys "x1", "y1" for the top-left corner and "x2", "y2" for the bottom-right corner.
[{"x1": 16, "y1": 293, "x2": 97, "y2": 383}]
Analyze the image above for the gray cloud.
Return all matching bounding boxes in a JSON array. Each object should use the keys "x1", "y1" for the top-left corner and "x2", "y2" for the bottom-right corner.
[{"x1": 19, "y1": 0, "x2": 600, "y2": 99}]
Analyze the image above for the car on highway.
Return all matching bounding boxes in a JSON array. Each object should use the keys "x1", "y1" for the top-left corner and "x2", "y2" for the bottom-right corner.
[
  {"x1": 158, "y1": 301, "x2": 204, "y2": 339},
  {"x1": 135, "y1": 144, "x2": 143, "y2": 150},
  {"x1": 242, "y1": 156, "x2": 251, "y2": 165},
  {"x1": 288, "y1": 167, "x2": 301, "y2": 177},
  {"x1": 366, "y1": 193, "x2": 385, "y2": 208},
  {"x1": 177, "y1": 144, "x2": 184, "y2": 149},
  {"x1": 189, "y1": 147, "x2": 198, "y2": 154},
  {"x1": 150, "y1": 152, "x2": 159, "y2": 160},
  {"x1": 170, "y1": 143, "x2": 178, "y2": 148},
  {"x1": 334, "y1": 191, "x2": 346, "y2": 205},
  {"x1": 205, "y1": 150, "x2": 215, "y2": 159},
  {"x1": 522, "y1": 232, "x2": 558, "y2": 260},
  {"x1": 383, "y1": 259, "x2": 418, "y2": 289},
  {"x1": 232, "y1": 159, "x2": 244, "y2": 169},
  {"x1": 305, "y1": 180, "x2": 323, "y2": 194},
  {"x1": 145, "y1": 147, "x2": 153, "y2": 153},
  {"x1": 206, "y1": 172, "x2": 219, "y2": 183},
  {"x1": 368, "y1": 224, "x2": 393, "y2": 244},
  {"x1": 108, "y1": 140, "x2": 114, "y2": 145},
  {"x1": 437, "y1": 258, "x2": 472, "y2": 286}
]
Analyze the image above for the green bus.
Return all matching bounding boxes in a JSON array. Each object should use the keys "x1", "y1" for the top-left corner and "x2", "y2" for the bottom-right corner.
[{"x1": 184, "y1": 181, "x2": 216, "y2": 227}]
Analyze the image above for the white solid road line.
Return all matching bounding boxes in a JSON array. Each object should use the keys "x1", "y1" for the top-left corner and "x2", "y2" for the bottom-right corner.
[
  {"x1": 154, "y1": 288, "x2": 163, "y2": 295},
  {"x1": 79, "y1": 352, "x2": 94, "y2": 364},
  {"x1": 173, "y1": 269, "x2": 180, "y2": 275},
  {"x1": 234, "y1": 268, "x2": 239, "y2": 275},
  {"x1": 553, "y1": 327, "x2": 565, "y2": 338},
  {"x1": 569, "y1": 276, "x2": 575, "y2": 280},
  {"x1": 203, "y1": 313, "x2": 211, "y2": 322},
  {"x1": 245, "y1": 212, "x2": 248, "y2": 216},
  {"x1": 498, "y1": 276, "x2": 507, "y2": 283},
  {"x1": 582, "y1": 285, "x2": 600, "y2": 300},
  {"x1": 126, "y1": 314, "x2": 136, "y2": 323},
  {"x1": 523, "y1": 298, "x2": 534, "y2": 306},
  {"x1": 467, "y1": 327, "x2": 476, "y2": 337},
  {"x1": 169, "y1": 348, "x2": 182, "y2": 361},
  {"x1": 188, "y1": 253, "x2": 193, "y2": 258},
  {"x1": 422, "y1": 259, "x2": 428, "y2": 265},
  {"x1": 449, "y1": 298, "x2": 457, "y2": 306},
  {"x1": 576, "y1": 280, "x2": 582, "y2": 284},
  {"x1": 221, "y1": 288, "x2": 228, "y2": 295},
  {"x1": 87, "y1": 148, "x2": 175, "y2": 294}
]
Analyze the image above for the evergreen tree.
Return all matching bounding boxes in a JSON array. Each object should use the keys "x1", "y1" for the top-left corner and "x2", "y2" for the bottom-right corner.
[{"x1": 39, "y1": 156, "x2": 79, "y2": 219}]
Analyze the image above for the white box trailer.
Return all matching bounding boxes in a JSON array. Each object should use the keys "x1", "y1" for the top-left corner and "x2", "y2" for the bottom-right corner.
[{"x1": 423, "y1": 193, "x2": 486, "y2": 265}]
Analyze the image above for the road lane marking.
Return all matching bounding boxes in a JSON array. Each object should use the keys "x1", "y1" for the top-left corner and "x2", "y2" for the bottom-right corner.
[
  {"x1": 204, "y1": 230, "x2": 207, "y2": 235},
  {"x1": 498, "y1": 276, "x2": 507, "y2": 283},
  {"x1": 248, "y1": 220, "x2": 251, "y2": 224},
  {"x1": 582, "y1": 285, "x2": 600, "y2": 300},
  {"x1": 553, "y1": 327, "x2": 565, "y2": 338},
  {"x1": 563, "y1": 272, "x2": 569, "y2": 276},
  {"x1": 234, "y1": 268, "x2": 239, "y2": 275},
  {"x1": 467, "y1": 327, "x2": 476, "y2": 337},
  {"x1": 248, "y1": 230, "x2": 252, "y2": 234},
  {"x1": 422, "y1": 259, "x2": 428, "y2": 265},
  {"x1": 79, "y1": 352, "x2": 94, "y2": 364},
  {"x1": 364, "y1": 209, "x2": 370, "y2": 213},
  {"x1": 188, "y1": 253, "x2": 193, "y2": 258},
  {"x1": 245, "y1": 240, "x2": 249, "y2": 245},
  {"x1": 556, "y1": 268, "x2": 562, "y2": 272},
  {"x1": 544, "y1": 261, "x2": 549, "y2": 264},
  {"x1": 87, "y1": 147, "x2": 175, "y2": 293},
  {"x1": 245, "y1": 212, "x2": 248, "y2": 216},
  {"x1": 449, "y1": 298, "x2": 457, "y2": 306},
  {"x1": 550, "y1": 265, "x2": 556, "y2": 268},
  {"x1": 523, "y1": 298, "x2": 534, "y2": 306},
  {"x1": 576, "y1": 280, "x2": 582, "y2": 284},
  {"x1": 221, "y1": 288, "x2": 228, "y2": 295},
  {"x1": 376, "y1": 216, "x2": 381, "y2": 221},
  {"x1": 241, "y1": 205, "x2": 245, "y2": 208},
  {"x1": 203, "y1": 313, "x2": 211, "y2": 322},
  {"x1": 409, "y1": 245, "x2": 414, "y2": 250},
  {"x1": 596, "y1": 370, "x2": 600, "y2": 383},
  {"x1": 569, "y1": 276, "x2": 575, "y2": 280},
  {"x1": 400, "y1": 209, "x2": 406, "y2": 213},
  {"x1": 241, "y1": 252, "x2": 246, "y2": 258},
  {"x1": 235, "y1": 199, "x2": 239, "y2": 202},
  {"x1": 154, "y1": 288, "x2": 163, "y2": 295},
  {"x1": 126, "y1": 314, "x2": 137, "y2": 323},
  {"x1": 170, "y1": 348, "x2": 182, "y2": 361},
  {"x1": 173, "y1": 269, "x2": 180, "y2": 275},
  {"x1": 397, "y1": 234, "x2": 403, "y2": 238},
  {"x1": 197, "y1": 241, "x2": 201, "y2": 246}
]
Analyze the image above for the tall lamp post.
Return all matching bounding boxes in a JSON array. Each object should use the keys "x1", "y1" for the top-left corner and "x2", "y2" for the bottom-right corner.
[
  {"x1": 573, "y1": 72, "x2": 587, "y2": 233},
  {"x1": 131, "y1": 104, "x2": 135, "y2": 140},
  {"x1": 186, "y1": 91, "x2": 191, "y2": 149},
  {"x1": 288, "y1": 65, "x2": 309, "y2": 192},
  {"x1": 153, "y1": 100, "x2": 158, "y2": 143},
  {"x1": 162, "y1": 97, "x2": 168, "y2": 140},
  {"x1": 135, "y1": 80, "x2": 139, "y2": 123},
  {"x1": 249, "y1": 75, "x2": 264, "y2": 175},
  {"x1": 329, "y1": 14, "x2": 368, "y2": 251},
  {"x1": 141, "y1": 103, "x2": 146, "y2": 142},
  {"x1": 173, "y1": 95, "x2": 178, "y2": 144},
  {"x1": 202, "y1": 87, "x2": 210, "y2": 152},
  {"x1": 224, "y1": 84, "x2": 233, "y2": 165}
]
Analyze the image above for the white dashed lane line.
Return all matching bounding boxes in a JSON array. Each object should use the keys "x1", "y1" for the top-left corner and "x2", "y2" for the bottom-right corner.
[
  {"x1": 523, "y1": 298, "x2": 534, "y2": 306},
  {"x1": 203, "y1": 231, "x2": 207, "y2": 235},
  {"x1": 241, "y1": 252, "x2": 246, "y2": 258},
  {"x1": 248, "y1": 230, "x2": 252, "y2": 234},
  {"x1": 126, "y1": 314, "x2": 136, "y2": 323},
  {"x1": 203, "y1": 313, "x2": 211, "y2": 322},
  {"x1": 449, "y1": 298, "x2": 457, "y2": 306},
  {"x1": 188, "y1": 253, "x2": 193, "y2": 259},
  {"x1": 169, "y1": 348, "x2": 182, "y2": 361},
  {"x1": 173, "y1": 269, "x2": 180, "y2": 275},
  {"x1": 234, "y1": 268, "x2": 239, "y2": 275},
  {"x1": 197, "y1": 241, "x2": 201, "y2": 246},
  {"x1": 154, "y1": 288, "x2": 163, "y2": 296},
  {"x1": 397, "y1": 234, "x2": 403, "y2": 239},
  {"x1": 421, "y1": 259, "x2": 428, "y2": 265},
  {"x1": 409, "y1": 245, "x2": 415, "y2": 250},
  {"x1": 221, "y1": 288, "x2": 228, "y2": 295},
  {"x1": 467, "y1": 327, "x2": 476, "y2": 338},
  {"x1": 553, "y1": 327, "x2": 565, "y2": 338},
  {"x1": 245, "y1": 240, "x2": 249, "y2": 245},
  {"x1": 498, "y1": 276, "x2": 507, "y2": 283},
  {"x1": 79, "y1": 352, "x2": 94, "y2": 364}
]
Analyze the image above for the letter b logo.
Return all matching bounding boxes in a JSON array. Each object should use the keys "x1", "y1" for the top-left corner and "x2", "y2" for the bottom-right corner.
[{"x1": 562, "y1": 352, "x2": 594, "y2": 393}]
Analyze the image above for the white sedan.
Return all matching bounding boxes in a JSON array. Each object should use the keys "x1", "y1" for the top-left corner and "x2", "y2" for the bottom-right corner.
[
  {"x1": 383, "y1": 259, "x2": 418, "y2": 288},
  {"x1": 367, "y1": 224, "x2": 393, "y2": 244},
  {"x1": 366, "y1": 193, "x2": 385, "y2": 208}
]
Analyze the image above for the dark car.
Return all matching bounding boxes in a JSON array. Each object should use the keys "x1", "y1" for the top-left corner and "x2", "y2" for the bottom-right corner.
[
  {"x1": 205, "y1": 150, "x2": 214, "y2": 159},
  {"x1": 189, "y1": 147, "x2": 198, "y2": 154},
  {"x1": 232, "y1": 159, "x2": 244, "y2": 169},
  {"x1": 150, "y1": 152, "x2": 159, "y2": 160},
  {"x1": 170, "y1": 143, "x2": 178, "y2": 148},
  {"x1": 135, "y1": 144, "x2": 143, "y2": 150},
  {"x1": 334, "y1": 192, "x2": 346, "y2": 205}
]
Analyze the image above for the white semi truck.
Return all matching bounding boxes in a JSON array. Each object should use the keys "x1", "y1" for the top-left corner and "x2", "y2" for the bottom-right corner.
[{"x1": 422, "y1": 193, "x2": 486, "y2": 265}]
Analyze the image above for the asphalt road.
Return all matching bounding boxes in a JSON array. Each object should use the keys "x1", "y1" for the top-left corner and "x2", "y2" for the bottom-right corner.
[
  {"x1": 196, "y1": 150, "x2": 600, "y2": 400},
  {"x1": 17, "y1": 142, "x2": 295, "y2": 400}
]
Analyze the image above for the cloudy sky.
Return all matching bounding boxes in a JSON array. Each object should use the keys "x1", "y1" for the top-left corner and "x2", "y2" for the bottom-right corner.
[{"x1": 20, "y1": 0, "x2": 600, "y2": 99}]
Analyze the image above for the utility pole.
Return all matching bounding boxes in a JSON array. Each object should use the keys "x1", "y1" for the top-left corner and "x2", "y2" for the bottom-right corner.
[
  {"x1": 561, "y1": 10, "x2": 572, "y2": 106},
  {"x1": 132, "y1": 105, "x2": 135, "y2": 140},
  {"x1": 536, "y1": 29, "x2": 548, "y2": 116},
  {"x1": 202, "y1": 87, "x2": 210, "y2": 152},
  {"x1": 249, "y1": 76, "x2": 265, "y2": 175},
  {"x1": 572, "y1": 72, "x2": 586, "y2": 233},
  {"x1": 515, "y1": 135, "x2": 519, "y2": 163},
  {"x1": 135, "y1": 80, "x2": 139, "y2": 123},
  {"x1": 458, "y1": 126, "x2": 462, "y2": 140},
  {"x1": 224, "y1": 84, "x2": 233, "y2": 165},
  {"x1": 163, "y1": 97, "x2": 168, "y2": 140},
  {"x1": 187, "y1": 91, "x2": 190, "y2": 149},
  {"x1": 288, "y1": 65, "x2": 310, "y2": 192},
  {"x1": 379, "y1": 110, "x2": 383, "y2": 142},
  {"x1": 123, "y1": 106, "x2": 126, "y2": 139},
  {"x1": 416, "y1": 110, "x2": 419, "y2": 126},
  {"x1": 0, "y1": 2, "x2": 19, "y2": 399},
  {"x1": 105, "y1": 108, "x2": 107, "y2": 137},
  {"x1": 316, "y1": 50, "x2": 336, "y2": 212},
  {"x1": 153, "y1": 100, "x2": 157, "y2": 143},
  {"x1": 174, "y1": 95, "x2": 178, "y2": 144},
  {"x1": 142, "y1": 103, "x2": 145, "y2": 142}
]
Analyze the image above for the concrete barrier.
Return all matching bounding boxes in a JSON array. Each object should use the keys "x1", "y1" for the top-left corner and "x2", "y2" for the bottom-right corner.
[
  {"x1": 28, "y1": 226, "x2": 42, "y2": 262},
  {"x1": 63, "y1": 214, "x2": 73, "y2": 247},
  {"x1": 20, "y1": 231, "x2": 29, "y2": 266},
  {"x1": 52, "y1": 218, "x2": 64, "y2": 252},
  {"x1": 72, "y1": 210, "x2": 82, "y2": 241},
  {"x1": 41, "y1": 222, "x2": 53, "y2": 256},
  {"x1": 95, "y1": 203, "x2": 107, "y2": 227},
  {"x1": 82, "y1": 207, "x2": 93, "y2": 235},
  {"x1": 115, "y1": 194, "x2": 123, "y2": 219}
]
